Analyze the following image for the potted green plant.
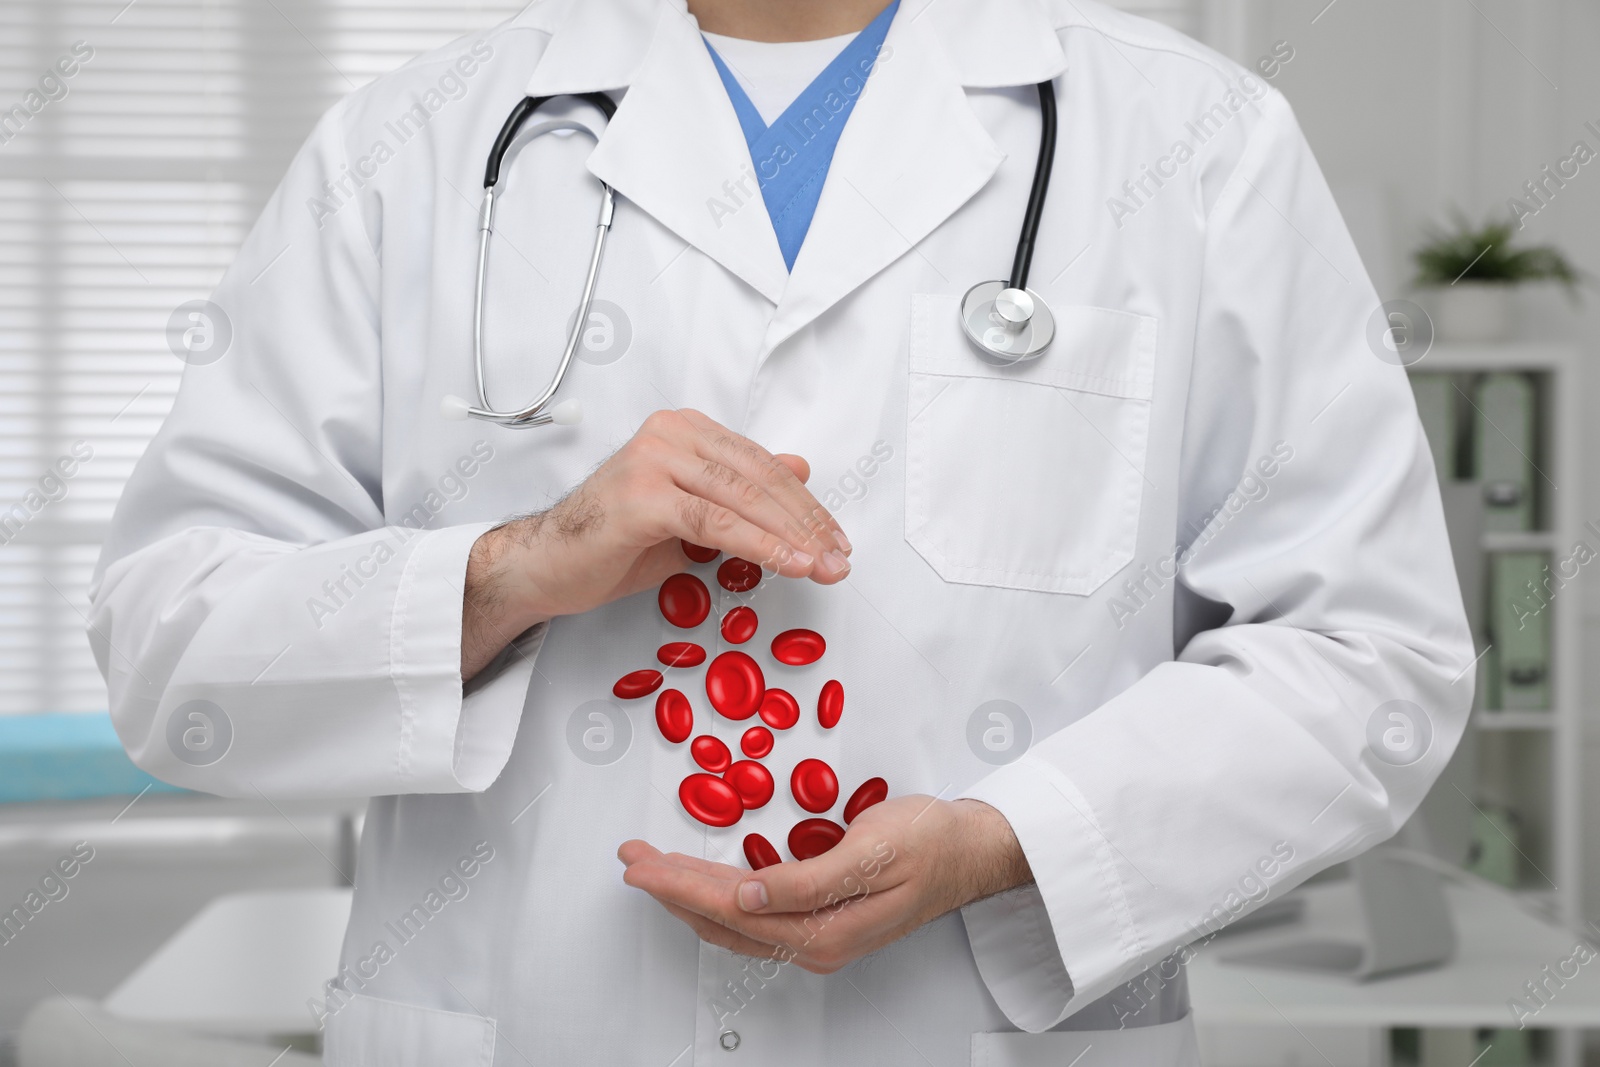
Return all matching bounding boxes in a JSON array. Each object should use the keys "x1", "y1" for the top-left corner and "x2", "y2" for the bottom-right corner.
[{"x1": 1412, "y1": 215, "x2": 1581, "y2": 341}]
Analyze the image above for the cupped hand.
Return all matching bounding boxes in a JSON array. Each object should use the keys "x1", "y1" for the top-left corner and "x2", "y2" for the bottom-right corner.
[{"x1": 618, "y1": 798, "x2": 1032, "y2": 974}]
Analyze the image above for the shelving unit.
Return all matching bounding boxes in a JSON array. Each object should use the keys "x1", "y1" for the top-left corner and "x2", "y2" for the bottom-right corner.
[{"x1": 1409, "y1": 341, "x2": 1584, "y2": 1067}]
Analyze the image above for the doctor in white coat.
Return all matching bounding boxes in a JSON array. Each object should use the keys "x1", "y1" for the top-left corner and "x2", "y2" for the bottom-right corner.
[{"x1": 90, "y1": 0, "x2": 1473, "y2": 1062}]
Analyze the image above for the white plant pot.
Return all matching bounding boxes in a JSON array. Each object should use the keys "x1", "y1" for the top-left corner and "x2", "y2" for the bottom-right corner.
[{"x1": 1431, "y1": 282, "x2": 1513, "y2": 342}]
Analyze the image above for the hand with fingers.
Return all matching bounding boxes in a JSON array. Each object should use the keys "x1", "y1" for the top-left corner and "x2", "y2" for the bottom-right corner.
[
  {"x1": 461, "y1": 408, "x2": 852, "y2": 679},
  {"x1": 619, "y1": 796, "x2": 1032, "y2": 974}
]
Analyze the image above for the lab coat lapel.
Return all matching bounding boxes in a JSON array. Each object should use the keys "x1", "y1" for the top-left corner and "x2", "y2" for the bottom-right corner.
[
  {"x1": 576, "y1": 2, "x2": 790, "y2": 304},
  {"x1": 761, "y1": 1, "x2": 1027, "y2": 353}
]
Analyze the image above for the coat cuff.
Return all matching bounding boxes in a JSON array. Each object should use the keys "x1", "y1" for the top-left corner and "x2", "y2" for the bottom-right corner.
[
  {"x1": 390, "y1": 521, "x2": 543, "y2": 793},
  {"x1": 958, "y1": 756, "x2": 1141, "y2": 1032}
]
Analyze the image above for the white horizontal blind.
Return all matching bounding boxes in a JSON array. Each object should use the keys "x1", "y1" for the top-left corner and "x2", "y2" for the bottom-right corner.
[{"x1": 0, "y1": 0, "x2": 523, "y2": 715}]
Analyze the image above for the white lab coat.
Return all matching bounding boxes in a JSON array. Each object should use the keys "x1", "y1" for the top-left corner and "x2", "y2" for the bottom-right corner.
[{"x1": 89, "y1": 0, "x2": 1474, "y2": 1062}]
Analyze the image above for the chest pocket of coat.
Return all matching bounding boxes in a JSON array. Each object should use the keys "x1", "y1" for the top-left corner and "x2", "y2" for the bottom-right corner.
[{"x1": 905, "y1": 294, "x2": 1157, "y2": 596}]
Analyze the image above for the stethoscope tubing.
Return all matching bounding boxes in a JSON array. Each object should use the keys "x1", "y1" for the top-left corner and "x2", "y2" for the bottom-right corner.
[
  {"x1": 464, "y1": 93, "x2": 617, "y2": 427},
  {"x1": 1008, "y1": 81, "x2": 1057, "y2": 294}
]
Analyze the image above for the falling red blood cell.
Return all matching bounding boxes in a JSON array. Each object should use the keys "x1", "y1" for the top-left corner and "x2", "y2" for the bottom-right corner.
[
  {"x1": 817, "y1": 680, "x2": 844, "y2": 729},
  {"x1": 720, "y1": 606, "x2": 758, "y2": 645},
  {"x1": 758, "y1": 688, "x2": 800, "y2": 731},
  {"x1": 771, "y1": 629, "x2": 826, "y2": 666},
  {"x1": 681, "y1": 540, "x2": 720, "y2": 564},
  {"x1": 657, "y1": 642, "x2": 706, "y2": 668},
  {"x1": 744, "y1": 833, "x2": 781, "y2": 870},
  {"x1": 724, "y1": 760, "x2": 775, "y2": 809},
  {"x1": 612, "y1": 669, "x2": 663, "y2": 700},
  {"x1": 788, "y1": 818, "x2": 846, "y2": 861},
  {"x1": 691, "y1": 735, "x2": 732, "y2": 773},
  {"x1": 790, "y1": 758, "x2": 839, "y2": 814},
  {"x1": 705, "y1": 651, "x2": 764, "y2": 720},
  {"x1": 658, "y1": 573, "x2": 711, "y2": 629},
  {"x1": 740, "y1": 726, "x2": 773, "y2": 759},
  {"x1": 680, "y1": 773, "x2": 743, "y2": 827},
  {"x1": 842, "y1": 777, "x2": 888, "y2": 824},
  {"x1": 717, "y1": 557, "x2": 763, "y2": 593},
  {"x1": 655, "y1": 689, "x2": 692, "y2": 744}
]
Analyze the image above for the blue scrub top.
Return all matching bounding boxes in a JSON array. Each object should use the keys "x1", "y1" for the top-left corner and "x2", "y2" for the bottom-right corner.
[{"x1": 704, "y1": 1, "x2": 900, "y2": 271}]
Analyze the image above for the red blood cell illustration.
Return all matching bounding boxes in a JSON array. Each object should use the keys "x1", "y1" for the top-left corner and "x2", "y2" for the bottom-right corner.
[
  {"x1": 657, "y1": 642, "x2": 706, "y2": 668},
  {"x1": 842, "y1": 777, "x2": 888, "y2": 824},
  {"x1": 654, "y1": 689, "x2": 692, "y2": 744},
  {"x1": 771, "y1": 628, "x2": 826, "y2": 666},
  {"x1": 705, "y1": 651, "x2": 765, "y2": 720},
  {"x1": 612, "y1": 669, "x2": 663, "y2": 700},
  {"x1": 817, "y1": 679, "x2": 844, "y2": 729},
  {"x1": 790, "y1": 758, "x2": 839, "y2": 814},
  {"x1": 717, "y1": 557, "x2": 763, "y2": 593},
  {"x1": 788, "y1": 818, "x2": 846, "y2": 861},
  {"x1": 658, "y1": 573, "x2": 711, "y2": 629},
  {"x1": 691, "y1": 735, "x2": 732, "y2": 774},
  {"x1": 679, "y1": 773, "x2": 743, "y2": 827},
  {"x1": 681, "y1": 540, "x2": 720, "y2": 564},
  {"x1": 724, "y1": 760, "x2": 775, "y2": 809},
  {"x1": 744, "y1": 833, "x2": 782, "y2": 870},
  {"x1": 720, "y1": 606, "x2": 758, "y2": 645},
  {"x1": 740, "y1": 726, "x2": 774, "y2": 759},
  {"x1": 758, "y1": 688, "x2": 800, "y2": 731}
]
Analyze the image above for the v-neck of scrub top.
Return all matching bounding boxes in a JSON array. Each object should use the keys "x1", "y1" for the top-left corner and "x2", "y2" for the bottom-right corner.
[{"x1": 702, "y1": 0, "x2": 900, "y2": 271}]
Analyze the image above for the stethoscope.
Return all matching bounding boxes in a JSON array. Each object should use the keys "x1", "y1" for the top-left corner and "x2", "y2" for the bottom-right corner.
[{"x1": 442, "y1": 80, "x2": 1058, "y2": 428}]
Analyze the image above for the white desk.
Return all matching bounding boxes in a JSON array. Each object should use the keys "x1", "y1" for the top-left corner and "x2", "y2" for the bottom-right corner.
[
  {"x1": 103, "y1": 888, "x2": 352, "y2": 1038},
  {"x1": 1190, "y1": 880, "x2": 1600, "y2": 1030}
]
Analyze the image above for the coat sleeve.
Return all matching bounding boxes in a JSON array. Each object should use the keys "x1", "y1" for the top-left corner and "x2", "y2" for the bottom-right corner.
[
  {"x1": 957, "y1": 88, "x2": 1475, "y2": 1031},
  {"x1": 87, "y1": 99, "x2": 543, "y2": 800}
]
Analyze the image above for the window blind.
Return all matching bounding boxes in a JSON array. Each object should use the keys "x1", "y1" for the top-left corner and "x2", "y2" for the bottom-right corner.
[
  {"x1": 0, "y1": 0, "x2": 1192, "y2": 717},
  {"x1": 0, "y1": 0, "x2": 525, "y2": 716}
]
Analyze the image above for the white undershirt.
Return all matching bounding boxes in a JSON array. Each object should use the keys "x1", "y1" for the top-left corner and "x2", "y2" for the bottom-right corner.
[{"x1": 702, "y1": 31, "x2": 857, "y2": 127}]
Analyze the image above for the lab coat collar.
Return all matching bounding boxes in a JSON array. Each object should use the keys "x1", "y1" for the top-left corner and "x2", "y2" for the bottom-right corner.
[{"x1": 518, "y1": 0, "x2": 1066, "y2": 313}]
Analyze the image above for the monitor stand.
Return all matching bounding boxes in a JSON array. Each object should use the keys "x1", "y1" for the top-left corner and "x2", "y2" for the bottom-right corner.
[{"x1": 1221, "y1": 845, "x2": 1456, "y2": 980}]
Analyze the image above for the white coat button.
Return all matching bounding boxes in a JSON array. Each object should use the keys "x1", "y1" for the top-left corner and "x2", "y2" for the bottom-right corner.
[{"x1": 719, "y1": 1030, "x2": 740, "y2": 1051}]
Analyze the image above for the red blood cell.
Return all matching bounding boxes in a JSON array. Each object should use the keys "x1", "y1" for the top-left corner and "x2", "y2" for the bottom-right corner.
[
  {"x1": 758, "y1": 688, "x2": 800, "y2": 731},
  {"x1": 681, "y1": 540, "x2": 720, "y2": 564},
  {"x1": 720, "y1": 606, "x2": 758, "y2": 645},
  {"x1": 612, "y1": 669, "x2": 663, "y2": 700},
  {"x1": 790, "y1": 758, "x2": 839, "y2": 814},
  {"x1": 788, "y1": 818, "x2": 846, "y2": 861},
  {"x1": 740, "y1": 726, "x2": 774, "y2": 759},
  {"x1": 842, "y1": 777, "x2": 888, "y2": 824},
  {"x1": 679, "y1": 773, "x2": 743, "y2": 827},
  {"x1": 717, "y1": 557, "x2": 763, "y2": 593},
  {"x1": 744, "y1": 833, "x2": 782, "y2": 870},
  {"x1": 724, "y1": 760, "x2": 775, "y2": 809},
  {"x1": 817, "y1": 679, "x2": 844, "y2": 729},
  {"x1": 658, "y1": 573, "x2": 711, "y2": 629},
  {"x1": 770, "y1": 628, "x2": 826, "y2": 666},
  {"x1": 691, "y1": 735, "x2": 732, "y2": 773},
  {"x1": 656, "y1": 642, "x2": 707, "y2": 668},
  {"x1": 655, "y1": 689, "x2": 692, "y2": 744},
  {"x1": 705, "y1": 651, "x2": 765, "y2": 720}
]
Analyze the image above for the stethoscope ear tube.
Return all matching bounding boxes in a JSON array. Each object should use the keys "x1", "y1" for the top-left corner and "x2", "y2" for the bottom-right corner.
[{"x1": 453, "y1": 93, "x2": 618, "y2": 427}]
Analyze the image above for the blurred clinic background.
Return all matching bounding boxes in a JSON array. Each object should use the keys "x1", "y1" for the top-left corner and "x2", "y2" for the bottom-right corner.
[{"x1": 3, "y1": 0, "x2": 1600, "y2": 1065}]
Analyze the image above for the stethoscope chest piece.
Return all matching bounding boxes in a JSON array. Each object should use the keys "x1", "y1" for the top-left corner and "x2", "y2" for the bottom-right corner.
[{"x1": 960, "y1": 280, "x2": 1054, "y2": 365}]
